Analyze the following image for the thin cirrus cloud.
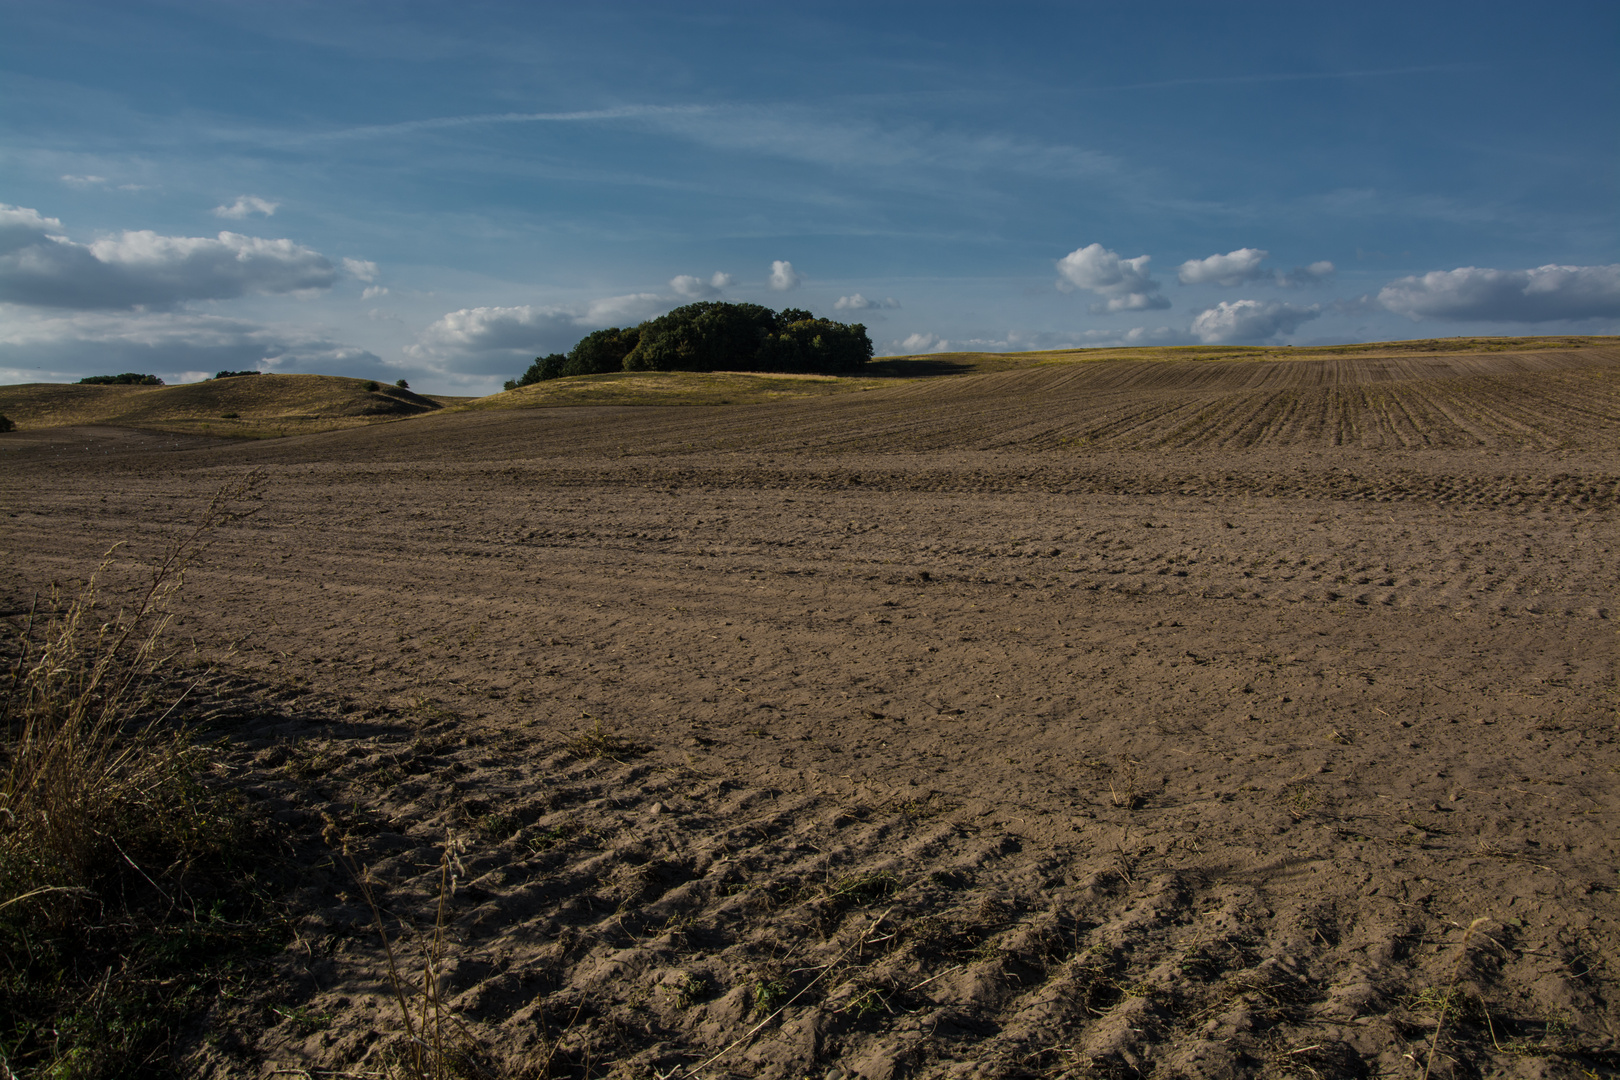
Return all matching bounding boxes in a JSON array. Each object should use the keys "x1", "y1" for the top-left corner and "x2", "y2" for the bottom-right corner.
[
  {"x1": 1189, "y1": 299, "x2": 1320, "y2": 344},
  {"x1": 834, "y1": 294, "x2": 900, "y2": 311},
  {"x1": 0, "y1": 203, "x2": 335, "y2": 310},
  {"x1": 213, "y1": 195, "x2": 280, "y2": 219},
  {"x1": 669, "y1": 271, "x2": 733, "y2": 299},
  {"x1": 1378, "y1": 264, "x2": 1620, "y2": 322},
  {"x1": 1056, "y1": 243, "x2": 1169, "y2": 313},
  {"x1": 1178, "y1": 248, "x2": 1335, "y2": 287}
]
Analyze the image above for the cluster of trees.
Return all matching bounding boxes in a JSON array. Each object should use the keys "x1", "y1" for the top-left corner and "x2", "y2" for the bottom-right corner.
[
  {"x1": 78, "y1": 373, "x2": 163, "y2": 386},
  {"x1": 212, "y1": 370, "x2": 261, "y2": 379},
  {"x1": 505, "y1": 302, "x2": 873, "y2": 390}
]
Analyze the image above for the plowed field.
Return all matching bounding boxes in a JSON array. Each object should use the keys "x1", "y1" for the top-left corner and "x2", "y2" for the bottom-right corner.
[{"x1": 2, "y1": 343, "x2": 1617, "y2": 1078}]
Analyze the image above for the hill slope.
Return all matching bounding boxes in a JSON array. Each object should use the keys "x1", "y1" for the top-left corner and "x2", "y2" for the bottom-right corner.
[{"x1": 0, "y1": 374, "x2": 443, "y2": 437}]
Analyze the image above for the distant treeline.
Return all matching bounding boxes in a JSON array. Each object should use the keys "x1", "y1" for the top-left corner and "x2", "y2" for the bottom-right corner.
[
  {"x1": 505, "y1": 302, "x2": 873, "y2": 390},
  {"x1": 78, "y1": 373, "x2": 164, "y2": 386},
  {"x1": 213, "y1": 370, "x2": 262, "y2": 379}
]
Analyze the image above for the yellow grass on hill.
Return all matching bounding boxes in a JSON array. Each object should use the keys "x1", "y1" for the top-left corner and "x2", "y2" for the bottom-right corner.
[
  {"x1": 0, "y1": 374, "x2": 449, "y2": 438},
  {"x1": 451, "y1": 368, "x2": 894, "y2": 411},
  {"x1": 873, "y1": 333, "x2": 1620, "y2": 371}
]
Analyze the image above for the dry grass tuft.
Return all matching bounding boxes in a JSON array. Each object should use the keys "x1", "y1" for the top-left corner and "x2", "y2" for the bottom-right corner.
[{"x1": 0, "y1": 472, "x2": 270, "y2": 1079}]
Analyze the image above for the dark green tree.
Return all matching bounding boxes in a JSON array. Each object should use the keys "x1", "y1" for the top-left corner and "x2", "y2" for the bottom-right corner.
[
  {"x1": 509, "y1": 352, "x2": 568, "y2": 389},
  {"x1": 563, "y1": 328, "x2": 640, "y2": 377},
  {"x1": 78, "y1": 373, "x2": 164, "y2": 386},
  {"x1": 504, "y1": 302, "x2": 873, "y2": 386},
  {"x1": 622, "y1": 302, "x2": 779, "y2": 372}
]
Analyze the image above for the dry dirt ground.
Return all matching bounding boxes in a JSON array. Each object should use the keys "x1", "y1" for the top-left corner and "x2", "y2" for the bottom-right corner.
[{"x1": 3, "y1": 345, "x2": 1619, "y2": 1078}]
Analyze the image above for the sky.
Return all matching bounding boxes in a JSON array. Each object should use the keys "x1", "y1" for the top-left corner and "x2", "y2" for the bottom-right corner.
[{"x1": 2, "y1": 0, "x2": 1617, "y2": 395}]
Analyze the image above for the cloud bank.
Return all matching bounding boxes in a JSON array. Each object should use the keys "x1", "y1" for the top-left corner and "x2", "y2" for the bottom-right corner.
[
  {"x1": 0, "y1": 309, "x2": 384, "y2": 383},
  {"x1": 1056, "y1": 243, "x2": 1168, "y2": 312},
  {"x1": 1378, "y1": 264, "x2": 1620, "y2": 322},
  {"x1": 0, "y1": 204, "x2": 335, "y2": 310}
]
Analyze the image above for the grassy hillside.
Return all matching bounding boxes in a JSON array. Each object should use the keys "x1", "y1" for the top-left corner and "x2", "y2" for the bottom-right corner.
[{"x1": 0, "y1": 374, "x2": 447, "y2": 437}]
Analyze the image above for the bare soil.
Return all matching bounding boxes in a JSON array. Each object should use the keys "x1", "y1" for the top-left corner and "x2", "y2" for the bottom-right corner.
[{"x1": 2, "y1": 344, "x2": 1617, "y2": 1078}]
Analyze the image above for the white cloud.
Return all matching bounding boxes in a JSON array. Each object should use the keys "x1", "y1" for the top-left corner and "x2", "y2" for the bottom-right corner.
[
  {"x1": 60, "y1": 174, "x2": 108, "y2": 188},
  {"x1": 1190, "y1": 300, "x2": 1320, "y2": 344},
  {"x1": 362, "y1": 285, "x2": 389, "y2": 299},
  {"x1": 834, "y1": 294, "x2": 900, "y2": 311},
  {"x1": 670, "y1": 271, "x2": 735, "y2": 299},
  {"x1": 213, "y1": 195, "x2": 280, "y2": 219},
  {"x1": 409, "y1": 293, "x2": 671, "y2": 364},
  {"x1": 671, "y1": 271, "x2": 734, "y2": 298},
  {"x1": 343, "y1": 257, "x2": 380, "y2": 282},
  {"x1": 1056, "y1": 243, "x2": 1169, "y2": 313},
  {"x1": 0, "y1": 204, "x2": 336, "y2": 310},
  {"x1": 1178, "y1": 249, "x2": 1335, "y2": 288},
  {"x1": 768, "y1": 259, "x2": 802, "y2": 291},
  {"x1": 886, "y1": 332, "x2": 951, "y2": 354},
  {"x1": 1377, "y1": 264, "x2": 1620, "y2": 322},
  {"x1": 1178, "y1": 248, "x2": 1269, "y2": 286}
]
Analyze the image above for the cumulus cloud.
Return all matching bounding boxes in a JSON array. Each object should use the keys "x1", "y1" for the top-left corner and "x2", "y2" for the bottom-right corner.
[
  {"x1": 0, "y1": 204, "x2": 336, "y2": 310},
  {"x1": 768, "y1": 260, "x2": 802, "y2": 291},
  {"x1": 1178, "y1": 248, "x2": 1268, "y2": 286},
  {"x1": 213, "y1": 195, "x2": 279, "y2": 219},
  {"x1": 1056, "y1": 243, "x2": 1168, "y2": 313},
  {"x1": 1377, "y1": 264, "x2": 1620, "y2": 322},
  {"x1": 408, "y1": 293, "x2": 671, "y2": 364},
  {"x1": 343, "y1": 257, "x2": 380, "y2": 282},
  {"x1": 1190, "y1": 300, "x2": 1320, "y2": 344},
  {"x1": 670, "y1": 271, "x2": 732, "y2": 299},
  {"x1": 1178, "y1": 248, "x2": 1334, "y2": 288},
  {"x1": 362, "y1": 285, "x2": 389, "y2": 299},
  {"x1": 834, "y1": 294, "x2": 900, "y2": 311}
]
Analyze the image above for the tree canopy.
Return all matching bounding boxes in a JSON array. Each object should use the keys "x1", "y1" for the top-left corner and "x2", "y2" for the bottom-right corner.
[
  {"x1": 506, "y1": 302, "x2": 871, "y2": 389},
  {"x1": 78, "y1": 373, "x2": 163, "y2": 386}
]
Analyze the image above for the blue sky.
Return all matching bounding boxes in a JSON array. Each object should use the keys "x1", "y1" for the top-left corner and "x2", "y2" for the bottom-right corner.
[{"x1": 2, "y1": 0, "x2": 1617, "y2": 394}]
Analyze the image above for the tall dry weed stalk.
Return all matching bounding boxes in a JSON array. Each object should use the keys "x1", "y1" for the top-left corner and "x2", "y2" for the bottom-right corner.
[
  {"x1": 1, "y1": 473, "x2": 263, "y2": 928},
  {"x1": 341, "y1": 833, "x2": 498, "y2": 1080},
  {"x1": 0, "y1": 473, "x2": 264, "y2": 1079}
]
